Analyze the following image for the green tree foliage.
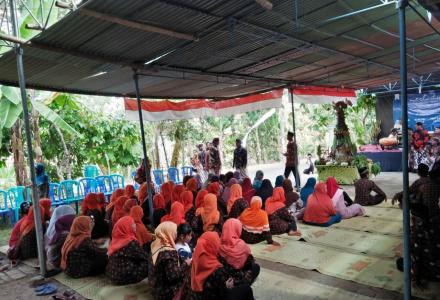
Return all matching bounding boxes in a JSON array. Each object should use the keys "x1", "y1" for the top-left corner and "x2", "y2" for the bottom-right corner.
[{"x1": 40, "y1": 94, "x2": 141, "y2": 180}]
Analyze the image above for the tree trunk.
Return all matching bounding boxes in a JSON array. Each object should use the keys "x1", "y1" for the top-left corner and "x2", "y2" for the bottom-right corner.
[
  {"x1": 171, "y1": 138, "x2": 181, "y2": 167},
  {"x1": 154, "y1": 128, "x2": 160, "y2": 169},
  {"x1": 254, "y1": 129, "x2": 261, "y2": 164},
  {"x1": 11, "y1": 120, "x2": 27, "y2": 185},
  {"x1": 31, "y1": 105, "x2": 43, "y2": 163},
  {"x1": 54, "y1": 125, "x2": 71, "y2": 179}
]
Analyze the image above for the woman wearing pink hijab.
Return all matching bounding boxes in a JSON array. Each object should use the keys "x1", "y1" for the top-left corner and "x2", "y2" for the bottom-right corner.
[{"x1": 326, "y1": 177, "x2": 365, "y2": 219}]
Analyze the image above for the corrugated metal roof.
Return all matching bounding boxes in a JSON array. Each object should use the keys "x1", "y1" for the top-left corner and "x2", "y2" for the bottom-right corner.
[{"x1": 0, "y1": 0, "x2": 439, "y2": 98}]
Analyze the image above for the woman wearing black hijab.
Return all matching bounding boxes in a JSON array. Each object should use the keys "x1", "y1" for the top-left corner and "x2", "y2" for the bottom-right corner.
[{"x1": 256, "y1": 179, "x2": 274, "y2": 208}]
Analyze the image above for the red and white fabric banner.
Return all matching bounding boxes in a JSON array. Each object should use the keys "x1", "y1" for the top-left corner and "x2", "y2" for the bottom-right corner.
[
  {"x1": 124, "y1": 89, "x2": 284, "y2": 122},
  {"x1": 291, "y1": 86, "x2": 357, "y2": 104}
]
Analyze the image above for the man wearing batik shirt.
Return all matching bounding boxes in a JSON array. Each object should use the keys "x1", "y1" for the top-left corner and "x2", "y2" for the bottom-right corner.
[
  {"x1": 233, "y1": 139, "x2": 248, "y2": 178},
  {"x1": 283, "y1": 131, "x2": 300, "y2": 188},
  {"x1": 208, "y1": 138, "x2": 221, "y2": 176}
]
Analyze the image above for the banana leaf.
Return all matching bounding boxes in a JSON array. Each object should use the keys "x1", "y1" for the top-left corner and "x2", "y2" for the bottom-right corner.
[
  {"x1": 0, "y1": 99, "x2": 23, "y2": 128},
  {"x1": 31, "y1": 100, "x2": 80, "y2": 136}
]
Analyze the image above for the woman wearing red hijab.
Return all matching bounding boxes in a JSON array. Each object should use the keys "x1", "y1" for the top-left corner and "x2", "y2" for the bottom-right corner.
[
  {"x1": 172, "y1": 185, "x2": 185, "y2": 204},
  {"x1": 161, "y1": 202, "x2": 186, "y2": 225},
  {"x1": 304, "y1": 182, "x2": 342, "y2": 227},
  {"x1": 130, "y1": 206, "x2": 153, "y2": 248},
  {"x1": 180, "y1": 190, "x2": 195, "y2": 223},
  {"x1": 106, "y1": 216, "x2": 148, "y2": 285},
  {"x1": 219, "y1": 219, "x2": 260, "y2": 285},
  {"x1": 192, "y1": 193, "x2": 223, "y2": 240},
  {"x1": 124, "y1": 184, "x2": 138, "y2": 203},
  {"x1": 241, "y1": 178, "x2": 256, "y2": 205},
  {"x1": 39, "y1": 198, "x2": 52, "y2": 221},
  {"x1": 153, "y1": 194, "x2": 167, "y2": 226},
  {"x1": 186, "y1": 177, "x2": 198, "y2": 199},
  {"x1": 111, "y1": 196, "x2": 129, "y2": 228},
  {"x1": 160, "y1": 181, "x2": 174, "y2": 207},
  {"x1": 187, "y1": 231, "x2": 254, "y2": 299},
  {"x1": 208, "y1": 182, "x2": 227, "y2": 217},
  {"x1": 265, "y1": 187, "x2": 300, "y2": 236},
  {"x1": 7, "y1": 205, "x2": 44, "y2": 260},
  {"x1": 227, "y1": 184, "x2": 249, "y2": 219},
  {"x1": 326, "y1": 177, "x2": 364, "y2": 219}
]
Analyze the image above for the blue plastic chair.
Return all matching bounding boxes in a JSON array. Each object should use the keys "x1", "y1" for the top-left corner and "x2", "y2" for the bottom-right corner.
[
  {"x1": 49, "y1": 183, "x2": 60, "y2": 203},
  {"x1": 168, "y1": 167, "x2": 181, "y2": 184},
  {"x1": 0, "y1": 190, "x2": 14, "y2": 225},
  {"x1": 8, "y1": 186, "x2": 25, "y2": 222},
  {"x1": 84, "y1": 165, "x2": 100, "y2": 178},
  {"x1": 79, "y1": 178, "x2": 97, "y2": 198},
  {"x1": 110, "y1": 174, "x2": 125, "y2": 190},
  {"x1": 58, "y1": 180, "x2": 81, "y2": 213},
  {"x1": 152, "y1": 169, "x2": 165, "y2": 193},
  {"x1": 95, "y1": 176, "x2": 113, "y2": 196},
  {"x1": 131, "y1": 171, "x2": 140, "y2": 190},
  {"x1": 181, "y1": 166, "x2": 193, "y2": 177}
]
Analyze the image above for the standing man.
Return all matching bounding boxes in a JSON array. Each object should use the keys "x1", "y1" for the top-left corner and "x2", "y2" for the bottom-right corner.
[
  {"x1": 283, "y1": 131, "x2": 300, "y2": 188},
  {"x1": 208, "y1": 138, "x2": 221, "y2": 176},
  {"x1": 197, "y1": 144, "x2": 206, "y2": 169},
  {"x1": 233, "y1": 139, "x2": 248, "y2": 178}
]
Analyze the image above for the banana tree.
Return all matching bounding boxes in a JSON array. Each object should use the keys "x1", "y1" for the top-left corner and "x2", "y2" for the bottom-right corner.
[{"x1": 0, "y1": 86, "x2": 80, "y2": 184}]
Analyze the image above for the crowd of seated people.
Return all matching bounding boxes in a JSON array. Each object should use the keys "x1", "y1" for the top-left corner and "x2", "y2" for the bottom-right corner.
[{"x1": 12, "y1": 162, "x2": 436, "y2": 299}]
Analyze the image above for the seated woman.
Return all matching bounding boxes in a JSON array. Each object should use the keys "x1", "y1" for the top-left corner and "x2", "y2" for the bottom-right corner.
[
  {"x1": 149, "y1": 221, "x2": 191, "y2": 300},
  {"x1": 7, "y1": 205, "x2": 44, "y2": 260},
  {"x1": 82, "y1": 193, "x2": 108, "y2": 239},
  {"x1": 153, "y1": 194, "x2": 167, "y2": 227},
  {"x1": 326, "y1": 177, "x2": 364, "y2": 219},
  {"x1": 252, "y1": 170, "x2": 264, "y2": 190},
  {"x1": 192, "y1": 193, "x2": 223, "y2": 240},
  {"x1": 265, "y1": 187, "x2": 300, "y2": 236},
  {"x1": 105, "y1": 188, "x2": 125, "y2": 223},
  {"x1": 111, "y1": 196, "x2": 129, "y2": 228},
  {"x1": 239, "y1": 196, "x2": 275, "y2": 244},
  {"x1": 227, "y1": 184, "x2": 249, "y2": 219},
  {"x1": 185, "y1": 232, "x2": 254, "y2": 300},
  {"x1": 241, "y1": 178, "x2": 255, "y2": 205},
  {"x1": 160, "y1": 181, "x2": 174, "y2": 210},
  {"x1": 208, "y1": 182, "x2": 227, "y2": 217},
  {"x1": 304, "y1": 183, "x2": 342, "y2": 227},
  {"x1": 219, "y1": 219, "x2": 260, "y2": 285},
  {"x1": 106, "y1": 216, "x2": 149, "y2": 285},
  {"x1": 161, "y1": 202, "x2": 186, "y2": 225},
  {"x1": 221, "y1": 178, "x2": 238, "y2": 205},
  {"x1": 61, "y1": 216, "x2": 108, "y2": 278},
  {"x1": 283, "y1": 179, "x2": 304, "y2": 220},
  {"x1": 300, "y1": 178, "x2": 316, "y2": 207},
  {"x1": 45, "y1": 205, "x2": 76, "y2": 269},
  {"x1": 396, "y1": 167, "x2": 440, "y2": 284},
  {"x1": 172, "y1": 185, "x2": 186, "y2": 204},
  {"x1": 186, "y1": 178, "x2": 199, "y2": 200},
  {"x1": 7, "y1": 202, "x2": 30, "y2": 259},
  {"x1": 274, "y1": 175, "x2": 284, "y2": 188},
  {"x1": 130, "y1": 206, "x2": 153, "y2": 251},
  {"x1": 180, "y1": 191, "x2": 195, "y2": 224},
  {"x1": 39, "y1": 198, "x2": 52, "y2": 222},
  {"x1": 125, "y1": 184, "x2": 138, "y2": 203},
  {"x1": 256, "y1": 179, "x2": 273, "y2": 207}
]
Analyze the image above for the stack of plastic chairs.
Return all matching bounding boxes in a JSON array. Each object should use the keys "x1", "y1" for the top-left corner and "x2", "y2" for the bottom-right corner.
[
  {"x1": 49, "y1": 183, "x2": 60, "y2": 203},
  {"x1": 168, "y1": 167, "x2": 181, "y2": 184},
  {"x1": 58, "y1": 180, "x2": 81, "y2": 213},
  {"x1": 110, "y1": 174, "x2": 125, "y2": 189},
  {"x1": 0, "y1": 189, "x2": 14, "y2": 225},
  {"x1": 152, "y1": 169, "x2": 165, "y2": 193},
  {"x1": 7, "y1": 186, "x2": 25, "y2": 223},
  {"x1": 79, "y1": 178, "x2": 97, "y2": 198},
  {"x1": 181, "y1": 166, "x2": 193, "y2": 177},
  {"x1": 131, "y1": 171, "x2": 140, "y2": 190},
  {"x1": 95, "y1": 175, "x2": 113, "y2": 196}
]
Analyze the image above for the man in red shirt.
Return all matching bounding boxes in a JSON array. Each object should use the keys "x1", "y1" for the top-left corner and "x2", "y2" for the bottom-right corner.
[{"x1": 283, "y1": 132, "x2": 300, "y2": 188}]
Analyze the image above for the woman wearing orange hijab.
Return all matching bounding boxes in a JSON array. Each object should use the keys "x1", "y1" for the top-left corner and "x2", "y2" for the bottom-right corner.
[
  {"x1": 265, "y1": 187, "x2": 300, "y2": 236},
  {"x1": 150, "y1": 221, "x2": 190, "y2": 300},
  {"x1": 106, "y1": 216, "x2": 148, "y2": 285},
  {"x1": 227, "y1": 184, "x2": 249, "y2": 219},
  {"x1": 186, "y1": 177, "x2": 198, "y2": 198},
  {"x1": 171, "y1": 184, "x2": 185, "y2": 204},
  {"x1": 219, "y1": 219, "x2": 260, "y2": 285},
  {"x1": 61, "y1": 216, "x2": 108, "y2": 278},
  {"x1": 7, "y1": 205, "x2": 44, "y2": 260},
  {"x1": 160, "y1": 181, "x2": 174, "y2": 206},
  {"x1": 207, "y1": 182, "x2": 227, "y2": 217},
  {"x1": 124, "y1": 184, "x2": 138, "y2": 202},
  {"x1": 180, "y1": 190, "x2": 195, "y2": 222},
  {"x1": 130, "y1": 206, "x2": 153, "y2": 248},
  {"x1": 192, "y1": 193, "x2": 222, "y2": 240},
  {"x1": 304, "y1": 182, "x2": 342, "y2": 227},
  {"x1": 152, "y1": 194, "x2": 167, "y2": 226},
  {"x1": 161, "y1": 202, "x2": 186, "y2": 225},
  {"x1": 81, "y1": 193, "x2": 100, "y2": 216},
  {"x1": 82, "y1": 193, "x2": 109, "y2": 239},
  {"x1": 188, "y1": 231, "x2": 254, "y2": 299},
  {"x1": 239, "y1": 196, "x2": 275, "y2": 244},
  {"x1": 106, "y1": 188, "x2": 125, "y2": 222}
]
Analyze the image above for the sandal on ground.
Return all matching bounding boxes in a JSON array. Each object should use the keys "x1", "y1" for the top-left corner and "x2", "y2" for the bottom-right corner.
[{"x1": 36, "y1": 284, "x2": 58, "y2": 296}]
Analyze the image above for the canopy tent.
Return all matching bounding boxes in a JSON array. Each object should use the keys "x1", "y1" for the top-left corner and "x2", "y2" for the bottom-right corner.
[{"x1": 1, "y1": 1, "x2": 438, "y2": 296}]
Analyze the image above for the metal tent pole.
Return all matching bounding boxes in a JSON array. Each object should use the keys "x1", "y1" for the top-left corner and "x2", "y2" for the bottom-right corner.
[
  {"x1": 289, "y1": 88, "x2": 301, "y2": 188},
  {"x1": 9, "y1": 0, "x2": 46, "y2": 276},
  {"x1": 133, "y1": 72, "x2": 154, "y2": 222},
  {"x1": 398, "y1": 1, "x2": 411, "y2": 299}
]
